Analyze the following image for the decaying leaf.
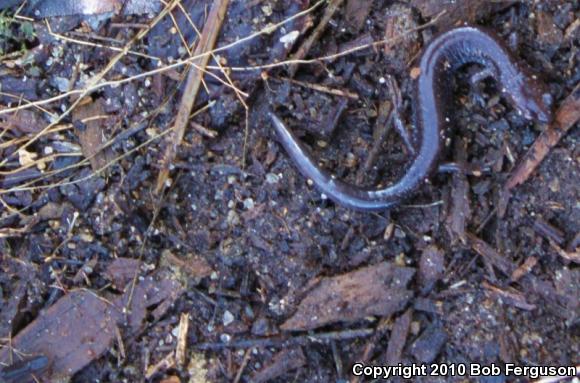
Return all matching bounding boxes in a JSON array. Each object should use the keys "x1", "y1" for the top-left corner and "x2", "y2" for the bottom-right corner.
[
  {"x1": 0, "y1": 270, "x2": 183, "y2": 381},
  {"x1": 281, "y1": 262, "x2": 415, "y2": 331}
]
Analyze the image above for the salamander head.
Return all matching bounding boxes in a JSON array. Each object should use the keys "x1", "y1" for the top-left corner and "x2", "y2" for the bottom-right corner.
[{"x1": 517, "y1": 80, "x2": 553, "y2": 124}]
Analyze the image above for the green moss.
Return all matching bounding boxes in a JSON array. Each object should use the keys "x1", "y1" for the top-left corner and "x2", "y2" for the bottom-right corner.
[{"x1": 0, "y1": 9, "x2": 37, "y2": 56}]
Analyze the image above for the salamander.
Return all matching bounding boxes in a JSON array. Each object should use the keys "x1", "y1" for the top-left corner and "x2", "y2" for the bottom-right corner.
[{"x1": 269, "y1": 25, "x2": 553, "y2": 211}]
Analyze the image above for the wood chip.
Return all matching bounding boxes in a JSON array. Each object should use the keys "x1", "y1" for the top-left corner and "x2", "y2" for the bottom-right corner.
[
  {"x1": 385, "y1": 309, "x2": 412, "y2": 365},
  {"x1": 409, "y1": 321, "x2": 447, "y2": 363},
  {"x1": 383, "y1": 3, "x2": 420, "y2": 61},
  {"x1": 281, "y1": 262, "x2": 415, "y2": 331},
  {"x1": 0, "y1": 271, "x2": 183, "y2": 381},
  {"x1": 0, "y1": 110, "x2": 43, "y2": 134},
  {"x1": 0, "y1": 290, "x2": 118, "y2": 381},
  {"x1": 467, "y1": 232, "x2": 516, "y2": 276},
  {"x1": 345, "y1": 0, "x2": 373, "y2": 32},
  {"x1": 418, "y1": 245, "x2": 445, "y2": 294},
  {"x1": 73, "y1": 99, "x2": 114, "y2": 171},
  {"x1": 163, "y1": 251, "x2": 214, "y2": 279},
  {"x1": 410, "y1": 0, "x2": 515, "y2": 30},
  {"x1": 251, "y1": 347, "x2": 306, "y2": 383},
  {"x1": 104, "y1": 258, "x2": 143, "y2": 291},
  {"x1": 536, "y1": 11, "x2": 563, "y2": 45}
]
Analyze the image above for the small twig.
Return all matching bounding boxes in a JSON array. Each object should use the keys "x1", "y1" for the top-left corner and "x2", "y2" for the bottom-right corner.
[
  {"x1": 402, "y1": 200, "x2": 444, "y2": 209},
  {"x1": 114, "y1": 325, "x2": 126, "y2": 362},
  {"x1": 156, "y1": 0, "x2": 230, "y2": 192},
  {"x1": 191, "y1": 121, "x2": 218, "y2": 138},
  {"x1": 288, "y1": 0, "x2": 344, "y2": 77},
  {"x1": 482, "y1": 281, "x2": 536, "y2": 311},
  {"x1": 232, "y1": 348, "x2": 253, "y2": 383},
  {"x1": 351, "y1": 317, "x2": 393, "y2": 383},
  {"x1": 466, "y1": 232, "x2": 515, "y2": 276},
  {"x1": 0, "y1": 3, "x2": 431, "y2": 117},
  {"x1": 0, "y1": 92, "x2": 57, "y2": 118},
  {"x1": 44, "y1": 211, "x2": 79, "y2": 263},
  {"x1": 445, "y1": 138, "x2": 470, "y2": 244},
  {"x1": 276, "y1": 76, "x2": 359, "y2": 99},
  {"x1": 0, "y1": 124, "x2": 72, "y2": 150},
  {"x1": 0, "y1": 0, "x2": 182, "y2": 168},
  {"x1": 171, "y1": 0, "x2": 251, "y2": 166},
  {"x1": 195, "y1": 328, "x2": 374, "y2": 350},
  {"x1": 0, "y1": 152, "x2": 82, "y2": 176},
  {"x1": 330, "y1": 341, "x2": 344, "y2": 378},
  {"x1": 46, "y1": 20, "x2": 162, "y2": 62},
  {"x1": 356, "y1": 101, "x2": 392, "y2": 183},
  {"x1": 504, "y1": 82, "x2": 580, "y2": 191},
  {"x1": 144, "y1": 352, "x2": 175, "y2": 379},
  {"x1": 548, "y1": 239, "x2": 580, "y2": 264},
  {"x1": 206, "y1": 10, "x2": 446, "y2": 72},
  {"x1": 125, "y1": 171, "x2": 178, "y2": 316},
  {"x1": 175, "y1": 313, "x2": 190, "y2": 367},
  {"x1": 0, "y1": 102, "x2": 213, "y2": 195},
  {"x1": 510, "y1": 256, "x2": 538, "y2": 282}
]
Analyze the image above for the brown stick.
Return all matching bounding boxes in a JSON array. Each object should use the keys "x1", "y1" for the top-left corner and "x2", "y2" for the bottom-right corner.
[
  {"x1": 156, "y1": 0, "x2": 230, "y2": 192},
  {"x1": 277, "y1": 76, "x2": 359, "y2": 99},
  {"x1": 288, "y1": 0, "x2": 344, "y2": 77},
  {"x1": 504, "y1": 83, "x2": 580, "y2": 190},
  {"x1": 482, "y1": 281, "x2": 536, "y2": 311},
  {"x1": 466, "y1": 232, "x2": 516, "y2": 276},
  {"x1": 195, "y1": 328, "x2": 374, "y2": 350}
]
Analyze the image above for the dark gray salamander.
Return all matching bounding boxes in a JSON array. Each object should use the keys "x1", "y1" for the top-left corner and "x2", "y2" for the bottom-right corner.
[{"x1": 269, "y1": 25, "x2": 553, "y2": 211}]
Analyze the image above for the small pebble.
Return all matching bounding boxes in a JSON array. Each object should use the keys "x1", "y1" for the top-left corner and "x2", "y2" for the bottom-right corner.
[
  {"x1": 243, "y1": 198, "x2": 255, "y2": 210},
  {"x1": 223, "y1": 310, "x2": 234, "y2": 326},
  {"x1": 266, "y1": 173, "x2": 280, "y2": 184}
]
